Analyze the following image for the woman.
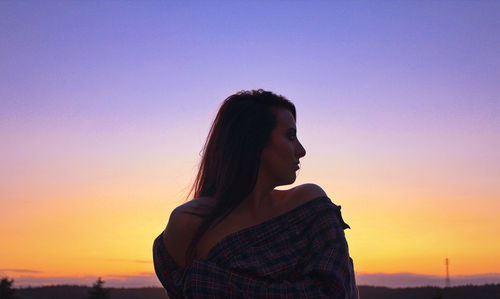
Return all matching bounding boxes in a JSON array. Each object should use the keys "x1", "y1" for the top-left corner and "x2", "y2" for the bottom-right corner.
[{"x1": 153, "y1": 90, "x2": 358, "y2": 298}]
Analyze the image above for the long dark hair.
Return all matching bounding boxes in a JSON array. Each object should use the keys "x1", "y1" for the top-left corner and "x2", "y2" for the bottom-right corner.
[{"x1": 184, "y1": 89, "x2": 296, "y2": 266}]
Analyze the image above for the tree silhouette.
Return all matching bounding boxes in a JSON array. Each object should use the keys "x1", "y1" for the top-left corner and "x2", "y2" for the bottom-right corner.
[
  {"x1": 0, "y1": 276, "x2": 16, "y2": 299},
  {"x1": 88, "y1": 277, "x2": 109, "y2": 299}
]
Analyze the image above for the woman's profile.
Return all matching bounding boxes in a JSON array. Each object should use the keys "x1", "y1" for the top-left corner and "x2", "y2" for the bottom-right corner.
[{"x1": 153, "y1": 90, "x2": 358, "y2": 298}]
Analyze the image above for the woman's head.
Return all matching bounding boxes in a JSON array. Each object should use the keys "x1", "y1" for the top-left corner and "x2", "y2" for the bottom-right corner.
[
  {"x1": 191, "y1": 89, "x2": 302, "y2": 200},
  {"x1": 185, "y1": 89, "x2": 305, "y2": 264}
]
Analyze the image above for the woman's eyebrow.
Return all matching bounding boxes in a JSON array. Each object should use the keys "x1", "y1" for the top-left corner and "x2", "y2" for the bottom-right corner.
[{"x1": 286, "y1": 127, "x2": 297, "y2": 134}]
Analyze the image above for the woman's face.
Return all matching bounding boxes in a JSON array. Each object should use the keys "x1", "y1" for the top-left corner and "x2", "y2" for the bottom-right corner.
[{"x1": 260, "y1": 108, "x2": 306, "y2": 186}]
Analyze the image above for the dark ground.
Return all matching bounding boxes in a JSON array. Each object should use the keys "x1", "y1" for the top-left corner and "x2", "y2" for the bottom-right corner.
[{"x1": 11, "y1": 284, "x2": 500, "y2": 299}]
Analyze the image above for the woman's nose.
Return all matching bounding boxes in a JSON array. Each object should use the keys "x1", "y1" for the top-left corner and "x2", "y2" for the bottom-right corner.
[{"x1": 297, "y1": 141, "x2": 306, "y2": 158}]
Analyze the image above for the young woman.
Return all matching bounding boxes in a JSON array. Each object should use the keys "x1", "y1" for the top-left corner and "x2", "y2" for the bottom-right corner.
[{"x1": 153, "y1": 90, "x2": 358, "y2": 298}]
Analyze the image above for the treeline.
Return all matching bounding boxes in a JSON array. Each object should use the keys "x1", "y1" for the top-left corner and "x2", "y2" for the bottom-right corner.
[
  {"x1": 1, "y1": 276, "x2": 169, "y2": 299},
  {"x1": 3, "y1": 276, "x2": 500, "y2": 299},
  {"x1": 11, "y1": 285, "x2": 168, "y2": 299}
]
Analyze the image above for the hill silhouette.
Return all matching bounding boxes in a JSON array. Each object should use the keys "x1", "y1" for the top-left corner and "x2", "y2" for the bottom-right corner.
[
  {"x1": 359, "y1": 284, "x2": 500, "y2": 299},
  {"x1": 11, "y1": 284, "x2": 500, "y2": 298}
]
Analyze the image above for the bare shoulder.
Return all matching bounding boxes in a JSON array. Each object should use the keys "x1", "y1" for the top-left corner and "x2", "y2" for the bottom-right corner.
[
  {"x1": 177, "y1": 196, "x2": 216, "y2": 214},
  {"x1": 162, "y1": 198, "x2": 212, "y2": 267},
  {"x1": 164, "y1": 197, "x2": 212, "y2": 237},
  {"x1": 290, "y1": 183, "x2": 328, "y2": 205}
]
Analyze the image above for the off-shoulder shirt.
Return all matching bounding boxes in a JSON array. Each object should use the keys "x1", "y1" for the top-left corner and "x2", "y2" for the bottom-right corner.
[{"x1": 153, "y1": 196, "x2": 359, "y2": 298}]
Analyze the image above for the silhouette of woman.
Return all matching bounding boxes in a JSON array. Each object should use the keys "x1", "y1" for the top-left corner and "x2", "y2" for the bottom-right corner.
[{"x1": 153, "y1": 89, "x2": 358, "y2": 298}]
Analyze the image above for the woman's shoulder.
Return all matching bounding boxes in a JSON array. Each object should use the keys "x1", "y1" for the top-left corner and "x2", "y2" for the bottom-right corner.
[
  {"x1": 292, "y1": 183, "x2": 327, "y2": 197},
  {"x1": 272, "y1": 183, "x2": 329, "y2": 216},
  {"x1": 161, "y1": 197, "x2": 214, "y2": 267},
  {"x1": 171, "y1": 196, "x2": 215, "y2": 217},
  {"x1": 174, "y1": 185, "x2": 326, "y2": 214},
  {"x1": 170, "y1": 185, "x2": 327, "y2": 224},
  {"x1": 164, "y1": 196, "x2": 215, "y2": 231},
  {"x1": 288, "y1": 183, "x2": 328, "y2": 205}
]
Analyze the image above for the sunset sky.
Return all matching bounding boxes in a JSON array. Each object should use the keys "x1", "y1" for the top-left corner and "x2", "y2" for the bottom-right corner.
[{"x1": 1, "y1": 1, "x2": 499, "y2": 288}]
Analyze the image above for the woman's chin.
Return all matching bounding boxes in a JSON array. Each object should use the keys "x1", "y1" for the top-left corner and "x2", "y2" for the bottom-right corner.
[{"x1": 284, "y1": 174, "x2": 297, "y2": 185}]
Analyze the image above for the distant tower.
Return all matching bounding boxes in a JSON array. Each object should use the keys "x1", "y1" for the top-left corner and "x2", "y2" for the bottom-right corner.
[{"x1": 444, "y1": 258, "x2": 450, "y2": 288}]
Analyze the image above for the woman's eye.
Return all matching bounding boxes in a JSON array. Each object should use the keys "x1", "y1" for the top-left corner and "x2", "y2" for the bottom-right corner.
[{"x1": 288, "y1": 135, "x2": 296, "y2": 141}]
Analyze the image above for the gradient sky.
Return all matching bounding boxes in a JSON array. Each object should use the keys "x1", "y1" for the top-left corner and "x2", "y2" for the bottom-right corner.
[{"x1": 1, "y1": 1, "x2": 499, "y2": 288}]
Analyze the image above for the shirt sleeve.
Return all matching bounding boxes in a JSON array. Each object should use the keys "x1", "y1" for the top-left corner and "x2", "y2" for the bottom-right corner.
[{"x1": 182, "y1": 207, "x2": 358, "y2": 299}]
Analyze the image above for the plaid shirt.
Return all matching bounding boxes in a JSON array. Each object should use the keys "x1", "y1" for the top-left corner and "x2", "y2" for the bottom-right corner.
[{"x1": 153, "y1": 196, "x2": 359, "y2": 298}]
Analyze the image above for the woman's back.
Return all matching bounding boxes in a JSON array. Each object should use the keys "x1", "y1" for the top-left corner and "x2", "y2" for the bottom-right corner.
[{"x1": 153, "y1": 188, "x2": 358, "y2": 298}]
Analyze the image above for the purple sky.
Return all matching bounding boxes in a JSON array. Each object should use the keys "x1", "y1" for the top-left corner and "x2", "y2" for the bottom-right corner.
[{"x1": 1, "y1": 1, "x2": 499, "y2": 288}]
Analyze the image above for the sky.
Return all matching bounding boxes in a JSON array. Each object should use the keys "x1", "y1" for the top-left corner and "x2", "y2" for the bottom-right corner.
[{"x1": 1, "y1": 0, "x2": 499, "y2": 288}]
